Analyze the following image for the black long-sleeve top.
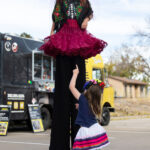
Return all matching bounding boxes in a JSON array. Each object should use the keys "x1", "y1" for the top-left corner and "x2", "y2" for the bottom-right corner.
[{"x1": 52, "y1": 0, "x2": 93, "y2": 32}]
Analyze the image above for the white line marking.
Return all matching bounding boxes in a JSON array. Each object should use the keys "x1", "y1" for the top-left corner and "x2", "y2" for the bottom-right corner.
[
  {"x1": 11, "y1": 133, "x2": 49, "y2": 136},
  {"x1": 108, "y1": 130, "x2": 150, "y2": 134},
  {"x1": 108, "y1": 137, "x2": 115, "y2": 139},
  {"x1": 0, "y1": 140, "x2": 49, "y2": 146}
]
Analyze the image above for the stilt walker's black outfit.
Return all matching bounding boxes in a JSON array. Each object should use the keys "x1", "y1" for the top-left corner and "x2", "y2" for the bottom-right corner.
[
  {"x1": 39, "y1": 0, "x2": 107, "y2": 149},
  {"x1": 50, "y1": 55, "x2": 85, "y2": 150}
]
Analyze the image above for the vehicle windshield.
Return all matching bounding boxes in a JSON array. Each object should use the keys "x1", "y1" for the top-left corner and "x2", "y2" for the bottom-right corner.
[{"x1": 92, "y1": 68, "x2": 103, "y2": 81}]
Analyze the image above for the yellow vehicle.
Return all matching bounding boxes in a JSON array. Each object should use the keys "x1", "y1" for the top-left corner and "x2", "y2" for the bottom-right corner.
[{"x1": 86, "y1": 54, "x2": 115, "y2": 126}]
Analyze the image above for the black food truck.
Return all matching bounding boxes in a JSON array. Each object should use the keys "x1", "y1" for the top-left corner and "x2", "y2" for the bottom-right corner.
[{"x1": 0, "y1": 33, "x2": 55, "y2": 130}]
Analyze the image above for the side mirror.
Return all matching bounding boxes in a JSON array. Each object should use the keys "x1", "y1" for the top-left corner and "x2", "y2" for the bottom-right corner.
[{"x1": 104, "y1": 68, "x2": 109, "y2": 87}]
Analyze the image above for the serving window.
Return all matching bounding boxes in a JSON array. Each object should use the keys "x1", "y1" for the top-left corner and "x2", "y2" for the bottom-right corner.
[{"x1": 32, "y1": 51, "x2": 54, "y2": 82}]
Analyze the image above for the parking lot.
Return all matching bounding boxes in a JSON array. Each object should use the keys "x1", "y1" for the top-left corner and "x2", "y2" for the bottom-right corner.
[{"x1": 0, "y1": 118, "x2": 150, "y2": 150}]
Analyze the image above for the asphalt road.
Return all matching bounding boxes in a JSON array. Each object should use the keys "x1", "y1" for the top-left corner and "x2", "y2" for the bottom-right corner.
[
  {"x1": 0, "y1": 118, "x2": 150, "y2": 150},
  {"x1": 105, "y1": 118, "x2": 150, "y2": 150}
]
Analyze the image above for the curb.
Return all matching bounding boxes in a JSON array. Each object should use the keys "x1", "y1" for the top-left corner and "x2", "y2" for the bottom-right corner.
[{"x1": 111, "y1": 115, "x2": 150, "y2": 121}]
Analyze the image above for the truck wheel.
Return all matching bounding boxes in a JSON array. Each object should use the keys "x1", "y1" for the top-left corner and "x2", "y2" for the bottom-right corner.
[
  {"x1": 101, "y1": 107, "x2": 110, "y2": 126},
  {"x1": 41, "y1": 107, "x2": 51, "y2": 130}
]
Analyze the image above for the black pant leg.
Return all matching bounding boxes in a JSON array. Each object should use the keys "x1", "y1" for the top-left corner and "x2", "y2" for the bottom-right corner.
[
  {"x1": 70, "y1": 56, "x2": 86, "y2": 146},
  {"x1": 50, "y1": 56, "x2": 72, "y2": 150}
]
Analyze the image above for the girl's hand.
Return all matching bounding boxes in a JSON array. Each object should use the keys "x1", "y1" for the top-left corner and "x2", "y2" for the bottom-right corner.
[
  {"x1": 81, "y1": 18, "x2": 89, "y2": 29},
  {"x1": 73, "y1": 65, "x2": 79, "y2": 76}
]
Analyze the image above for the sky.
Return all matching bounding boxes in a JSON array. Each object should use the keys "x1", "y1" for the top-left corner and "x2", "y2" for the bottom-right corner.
[{"x1": 0, "y1": 0, "x2": 150, "y2": 61}]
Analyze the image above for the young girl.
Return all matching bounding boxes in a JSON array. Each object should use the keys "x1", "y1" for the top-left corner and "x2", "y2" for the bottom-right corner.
[
  {"x1": 40, "y1": 0, "x2": 107, "y2": 149},
  {"x1": 69, "y1": 65, "x2": 110, "y2": 150}
]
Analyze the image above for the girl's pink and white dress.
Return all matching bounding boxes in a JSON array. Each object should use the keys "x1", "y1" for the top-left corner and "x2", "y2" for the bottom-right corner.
[
  {"x1": 73, "y1": 94, "x2": 109, "y2": 150},
  {"x1": 73, "y1": 123, "x2": 109, "y2": 150}
]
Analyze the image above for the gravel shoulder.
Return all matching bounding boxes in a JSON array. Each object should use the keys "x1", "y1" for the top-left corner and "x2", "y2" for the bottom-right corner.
[{"x1": 110, "y1": 98, "x2": 150, "y2": 120}]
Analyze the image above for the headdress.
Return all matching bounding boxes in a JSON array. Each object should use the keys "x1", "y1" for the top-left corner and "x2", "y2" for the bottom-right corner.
[{"x1": 83, "y1": 79, "x2": 105, "y2": 90}]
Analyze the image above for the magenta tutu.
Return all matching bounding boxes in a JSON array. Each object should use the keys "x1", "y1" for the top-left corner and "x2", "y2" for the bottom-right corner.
[{"x1": 40, "y1": 19, "x2": 107, "y2": 59}]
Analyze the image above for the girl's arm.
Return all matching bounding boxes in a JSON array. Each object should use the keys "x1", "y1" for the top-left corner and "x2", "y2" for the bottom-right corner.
[
  {"x1": 69, "y1": 65, "x2": 81, "y2": 100},
  {"x1": 50, "y1": 22, "x2": 55, "y2": 35}
]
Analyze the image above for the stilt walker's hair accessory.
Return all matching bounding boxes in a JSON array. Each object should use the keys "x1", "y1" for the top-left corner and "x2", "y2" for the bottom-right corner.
[{"x1": 83, "y1": 79, "x2": 105, "y2": 90}]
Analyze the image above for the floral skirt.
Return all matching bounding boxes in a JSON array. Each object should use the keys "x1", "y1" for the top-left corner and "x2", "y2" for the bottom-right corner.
[
  {"x1": 72, "y1": 123, "x2": 109, "y2": 150},
  {"x1": 39, "y1": 19, "x2": 107, "y2": 59}
]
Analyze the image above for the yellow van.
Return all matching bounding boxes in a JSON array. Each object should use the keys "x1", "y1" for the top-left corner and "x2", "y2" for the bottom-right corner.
[{"x1": 86, "y1": 54, "x2": 115, "y2": 125}]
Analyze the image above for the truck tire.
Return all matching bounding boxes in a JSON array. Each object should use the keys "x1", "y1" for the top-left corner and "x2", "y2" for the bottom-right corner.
[
  {"x1": 101, "y1": 107, "x2": 110, "y2": 126},
  {"x1": 41, "y1": 107, "x2": 51, "y2": 130}
]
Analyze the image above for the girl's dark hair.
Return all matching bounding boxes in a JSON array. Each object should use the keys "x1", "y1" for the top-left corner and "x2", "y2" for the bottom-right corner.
[{"x1": 84, "y1": 85, "x2": 102, "y2": 117}]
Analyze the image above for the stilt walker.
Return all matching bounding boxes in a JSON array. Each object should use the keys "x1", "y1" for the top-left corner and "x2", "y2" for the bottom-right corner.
[{"x1": 40, "y1": 0, "x2": 107, "y2": 149}]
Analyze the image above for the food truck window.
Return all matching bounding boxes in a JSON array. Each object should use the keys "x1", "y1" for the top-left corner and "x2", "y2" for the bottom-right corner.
[
  {"x1": 34, "y1": 53, "x2": 42, "y2": 79},
  {"x1": 43, "y1": 56, "x2": 51, "y2": 80},
  {"x1": 33, "y1": 53, "x2": 53, "y2": 81},
  {"x1": 92, "y1": 69, "x2": 103, "y2": 80}
]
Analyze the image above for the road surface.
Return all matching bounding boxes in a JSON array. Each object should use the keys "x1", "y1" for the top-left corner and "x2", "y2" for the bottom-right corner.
[{"x1": 0, "y1": 118, "x2": 150, "y2": 150}]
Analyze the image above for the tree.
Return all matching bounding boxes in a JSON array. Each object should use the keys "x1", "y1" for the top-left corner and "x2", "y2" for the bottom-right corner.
[
  {"x1": 106, "y1": 17, "x2": 150, "y2": 84},
  {"x1": 105, "y1": 45, "x2": 150, "y2": 83},
  {"x1": 20, "y1": 32, "x2": 32, "y2": 38},
  {"x1": 132, "y1": 54, "x2": 150, "y2": 83},
  {"x1": 134, "y1": 17, "x2": 150, "y2": 83},
  {"x1": 134, "y1": 17, "x2": 150, "y2": 47}
]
